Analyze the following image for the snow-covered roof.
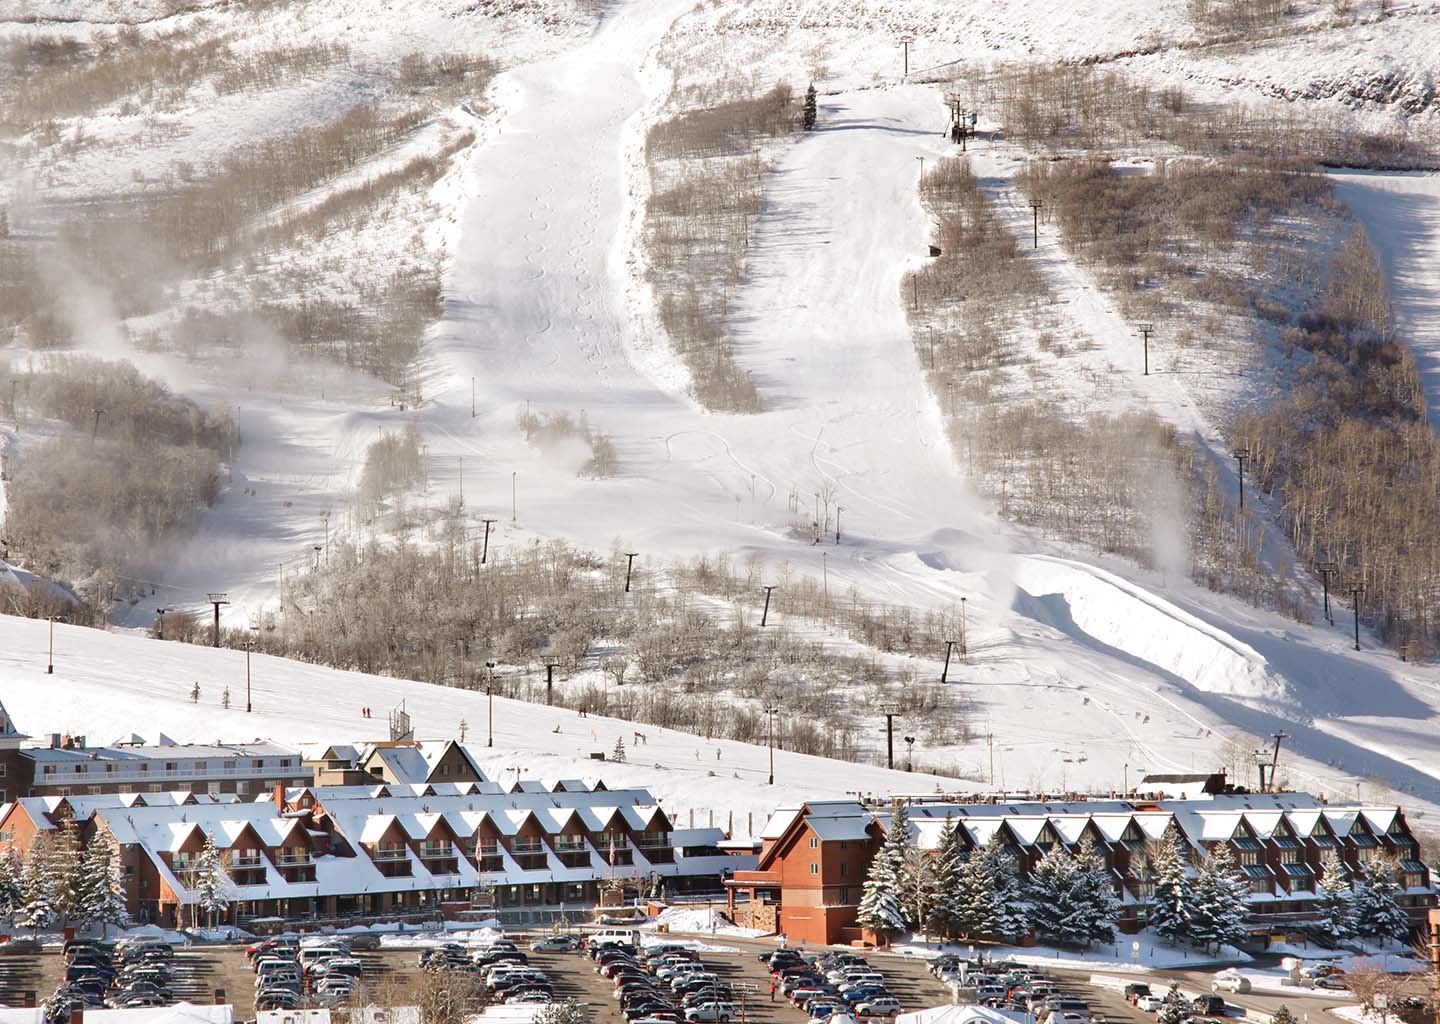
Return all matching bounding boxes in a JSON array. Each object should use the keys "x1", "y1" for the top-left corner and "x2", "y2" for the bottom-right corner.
[
  {"x1": 365, "y1": 745, "x2": 431, "y2": 783},
  {"x1": 24, "y1": 740, "x2": 299, "y2": 763},
  {"x1": 808, "y1": 815, "x2": 873, "y2": 842},
  {"x1": 759, "y1": 807, "x2": 801, "y2": 841}
]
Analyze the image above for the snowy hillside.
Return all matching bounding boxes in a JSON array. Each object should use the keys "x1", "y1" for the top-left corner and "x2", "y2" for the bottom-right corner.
[{"x1": 3, "y1": 0, "x2": 1440, "y2": 839}]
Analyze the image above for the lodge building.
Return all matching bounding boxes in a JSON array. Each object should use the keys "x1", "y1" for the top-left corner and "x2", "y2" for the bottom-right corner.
[{"x1": 724, "y1": 786, "x2": 1436, "y2": 947}]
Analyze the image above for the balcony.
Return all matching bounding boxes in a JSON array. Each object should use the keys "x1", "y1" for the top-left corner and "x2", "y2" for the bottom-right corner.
[
  {"x1": 420, "y1": 843, "x2": 459, "y2": 875},
  {"x1": 276, "y1": 851, "x2": 311, "y2": 867},
  {"x1": 476, "y1": 855, "x2": 505, "y2": 873},
  {"x1": 556, "y1": 849, "x2": 592, "y2": 869},
  {"x1": 371, "y1": 845, "x2": 412, "y2": 877}
]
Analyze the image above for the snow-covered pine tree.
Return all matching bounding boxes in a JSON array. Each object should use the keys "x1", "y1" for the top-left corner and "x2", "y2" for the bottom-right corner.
[
  {"x1": 1027, "y1": 843, "x2": 1089, "y2": 946},
  {"x1": 612, "y1": 738, "x2": 626, "y2": 763},
  {"x1": 926, "y1": 816, "x2": 963, "y2": 940},
  {"x1": 1352, "y1": 857, "x2": 1409, "y2": 944},
  {"x1": 191, "y1": 833, "x2": 232, "y2": 928},
  {"x1": 0, "y1": 849, "x2": 22, "y2": 923},
  {"x1": 974, "y1": 831, "x2": 1029, "y2": 941},
  {"x1": 1317, "y1": 850, "x2": 1355, "y2": 939},
  {"x1": 1271, "y1": 1007, "x2": 1297, "y2": 1024},
  {"x1": 857, "y1": 803, "x2": 909, "y2": 941},
  {"x1": 1148, "y1": 830, "x2": 1192, "y2": 944},
  {"x1": 1186, "y1": 844, "x2": 1250, "y2": 953},
  {"x1": 79, "y1": 830, "x2": 130, "y2": 934},
  {"x1": 950, "y1": 833, "x2": 1000, "y2": 941},
  {"x1": 802, "y1": 85, "x2": 818, "y2": 131},
  {"x1": 17, "y1": 834, "x2": 58, "y2": 932},
  {"x1": 50, "y1": 825, "x2": 84, "y2": 927},
  {"x1": 1074, "y1": 834, "x2": 1120, "y2": 946},
  {"x1": 1156, "y1": 984, "x2": 1190, "y2": 1024},
  {"x1": 222, "y1": 686, "x2": 231, "y2": 709},
  {"x1": 189, "y1": 682, "x2": 201, "y2": 703}
]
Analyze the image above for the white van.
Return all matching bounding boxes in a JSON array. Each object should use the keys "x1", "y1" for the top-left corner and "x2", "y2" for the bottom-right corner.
[{"x1": 587, "y1": 928, "x2": 641, "y2": 949}]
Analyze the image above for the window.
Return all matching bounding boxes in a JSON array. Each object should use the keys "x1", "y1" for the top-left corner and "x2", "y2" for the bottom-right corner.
[
  {"x1": 0, "y1": 828, "x2": 10, "y2": 842},
  {"x1": 236, "y1": 781, "x2": 250, "y2": 795},
  {"x1": 840, "y1": 862, "x2": 847, "y2": 877},
  {"x1": 839, "y1": 841, "x2": 848, "y2": 850},
  {"x1": 74, "y1": 765, "x2": 87, "y2": 775},
  {"x1": 252, "y1": 759, "x2": 265, "y2": 769},
  {"x1": 1239, "y1": 850, "x2": 1260, "y2": 865},
  {"x1": 809, "y1": 836, "x2": 818, "y2": 849},
  {"x1": 279, "y1": 759, "x2": 292, "y2": 769},
  {"x1": 165, "y1": 762, "x2": 177, "y2": 772},
  {"x1": 207, "y1": 782, "x2": 221, "y2": 795},
  {"x1": 809, "y1": 863, "x2": 819, "y2": 876},
  {"x1": 1278, "y1": 849, "x2": 1300, "y2": 864},
  {"x1": 194, "y1": 761, "x2": 207, "y2": 771},
  {"x1": 0, "y1": 764, "x2": 9, "y2": 778},
  {"x1": 42, "y1": 766, "x2": 54, "y2": 775},
  {"x1": 88, "y1": 786, "x2": 103, "y2": 795}
]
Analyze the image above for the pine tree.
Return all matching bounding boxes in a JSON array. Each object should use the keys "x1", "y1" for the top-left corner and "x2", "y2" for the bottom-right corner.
[
  {"x1": 857, "y1": 804, "x2": 909, "y2": 940},
  {"x1": 17, "y1": 834, "x2": 58, "y2": 932},
  {"x1": 1028, "y1": 843, "x2": 1088, "y2": 946},
  {"x1": 0, "y1": 849, "x2": 22, "y2": 923},
  {"x1": 928, "y1": 816, "x2": 968, "y2": 940},
  {"x1": 50, "y1": 825, "x2": 84, "y2": 927},
  {"x1": 1148, "y1": 831, "x2": 1193, "y2": 944},
  {"x1": 612, "y1": 738, "x2": 626, "y2": 763},
  {"x1": 1187, "y1": 845, "x2": 1250, "y2": 953},
  {"x1": 1156, "y1": 985, "x2": 1189, "y2": 1024},
  {"x1": 1317, "y1": 850, "x2": 1355, "y2": 939},
  {"x1": 1271, "y1": 1007, "x2": 1296, "y2": 1024},
  {"x1": 1073, "y1": 834, "x2": 1120, "y2": 945},
  {"x1": 191, "y1": 833, "x2": 231, "y2": 928},
  {"x1": 221, "y1": 686, "x2": 231, "y2": 709},
  {"x1": 190, "y1": 682, "x2": 201, "y2": 703},
  {"x1": 951, "y1": 833, "x2": 1003, "y2": 940},
  {"x1": 78, "y1": 831, "x2": 130, "y2": 934},
  {"x1": 802, "y1": 85, "x2": 818, "y2": 131},
  {"x1": 1352, "y1": 857, "x2": 1408, "y2": 944},
  {"x1": 970, "y1": 831, "x2": 1029, "y2": 941}
]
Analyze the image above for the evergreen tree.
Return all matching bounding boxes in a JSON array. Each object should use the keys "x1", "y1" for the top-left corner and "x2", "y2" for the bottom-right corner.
[
  {"x1": 1148, "y1": 831, "x2": 1193, "y2": 944},
  {"x1": 1187, "y1": 845, "x2": 1250, "y2": 953},
  {"x1": 79, "y1": 831, "x2": 130, "y2": 933},
  {"x1": 50, "y1": 825, "x2": 84, "y2": 927},
  {"x1": 1352, "y1": 857, "x2": 1409, "y2": 944},
  {"x1": 857, "y1": 804, "x2": 909, "y2": 940},
  {"x1": 1073, "y1": 834, "x2": 1120, "y2": 945},
  {"x1": 612, "y1": 738, "x2": 626, "y2": 763},
  {"x1": 971, "y1": 832, "x2": 1028, "y2": 941},
  {"x1": 1027, "y1": 843, "x2": 1089, "y2": 946},
  {"x1": 1317, "y1": 850, "x2": 1355, "y2": 939},
  {"x1": 17, "y1": 834, "x2": 58, "y2": 932},
  {"x1": 191, "y1": 833, "x2": 231, "y2": 928},
  {"x1": 927, "y1": 815, "x2": 966, "y2": 940},
  {"x1": 222, "y1": 686, "x2": 231, "y2": 709},
  {"x1": 902, "y1": 844, "x2": 943, "y2": 936},
  {"x1": 1271, "y1": 1007, "x2": 1296, "y2": 1024},
  {"x1": 1156, "y1": 985, "x2": 1189, "y2": 1024},
  {"x1": 0, "y1": 849, "x2": 22, "y2": 923},
  {"x1": 802, "y1": 85, "x2": 818, "y2": 131},
  {"x1": 189, "y1": 682, "x2": 201, "y2": 703}
]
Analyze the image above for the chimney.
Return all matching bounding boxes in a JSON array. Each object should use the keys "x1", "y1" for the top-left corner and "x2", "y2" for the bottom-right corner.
[
  {"x1": 213, "y1": 989, "x2": 226, "y2": 1005},
  {"x1": 273, "y1": 782, "x2": 286, "y2": 811}
]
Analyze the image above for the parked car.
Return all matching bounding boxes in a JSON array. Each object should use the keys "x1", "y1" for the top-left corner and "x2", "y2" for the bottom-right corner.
[
  {"x1": 1211, "y1": 973, "x2": 1251, "y2": 994},
  {"x1": 1135, "y1": 996, "x2": 1165, "y2": 1013},
  {"x1": 1313, "y1": 977, "x2": 1348, "y2": 991},
  {"x1": 532, "y1": 936, "x2": 582, "y2": 952},
  {"x1": 1192, "y1": 995, "x2": 1226, "y2": 1015},
  {"x1": 684, "y1": 1003, "x2": 736, "y2": 1023},
  {"x1": 854, "y1": 997, "x2": 903, "y2": 1017},
  {"x1": 1125, "y1": 985, "x2": 1152, "y2": 1005}
]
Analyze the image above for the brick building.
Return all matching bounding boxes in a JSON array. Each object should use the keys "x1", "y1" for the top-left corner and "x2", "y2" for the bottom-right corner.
[{"x1": 23, "y1": 737, "x2": 309, "y2": 798}]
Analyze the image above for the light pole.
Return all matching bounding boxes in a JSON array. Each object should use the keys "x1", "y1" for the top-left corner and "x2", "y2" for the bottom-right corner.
[
  {"x1": 1317, "y1": 561, "x2": 1338, "y2": 624},
  {"x1": 900, "y1": 34, "x2": 913, "y2": 78},
  {"x1": 486, "y1": 661, "x2": 497, "y2": 747},
  {"x1": 1029, "y1": 198, "x2": 1043, "y2": 249},
  {"x1": 883, "y1": 705, "x2": 900, "y2": 770},
  {"x1": 765, "y1": 706, "x2": 779, "y2": 785},
  {"x1": 47, "y1": 615, "x2": 55, "y2": 674},
  {"x1": 940, "y1": 639, "x2": 957, "y2": 683},
  {"x1": 835, "y1": 506, "x2": 843, "y2": 545},
  {"x1": 1137, "y1": 323, "x2": 1155, "y2": 377},
  {"x1": 155, "y1": 606, "x2": 172, "y2": 641},
  {"x1": 916, "y1": 155, "x2": 926, "y2": 183},
  {"x1": 904, "y1": 735, "x2": 916, "y2": 773},
  {"x1": 245, "y1": 624, "x2": 259, "y2": 713},
  {"x1": 1233, "y1": 447, "x2": 1251, "y2": 510},
  {"x1": 1348, "y1": 583, "x2": 1366, "y2": 652}
]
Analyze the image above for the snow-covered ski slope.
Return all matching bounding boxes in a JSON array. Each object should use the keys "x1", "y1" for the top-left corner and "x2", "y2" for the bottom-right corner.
[
  {"x1": 0, "y1": 612, "x2": 960, "y2": 829},
  {"x1": 8, "y1": 0, "x2": 1440, "y2": 823}
]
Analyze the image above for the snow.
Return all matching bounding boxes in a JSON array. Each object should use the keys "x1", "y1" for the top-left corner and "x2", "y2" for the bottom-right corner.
[
  {"x1": 5, "y1": 0, "x2": 1440, "y2": 831},
  {"x1": 642, "y1": 906, "x2": 767, "y2": 939},
  {"x1": 0, "y1": 612, "x2": 968, "y2": 825}
]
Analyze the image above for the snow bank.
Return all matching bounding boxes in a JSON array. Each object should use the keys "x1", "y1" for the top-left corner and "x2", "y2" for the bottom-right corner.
[
  {"x1": 1013, "y1": 556, "x2": 1286, "y2": 702},
  {"x1": 642, "y1": 906, "x2": 767, "y2": 939},
  {"x1": 890, "y1": 930, "x2": 1250, "y2": 972}
]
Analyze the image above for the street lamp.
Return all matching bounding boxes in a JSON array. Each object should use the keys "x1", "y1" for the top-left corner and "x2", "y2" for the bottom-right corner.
[
  {"x1": 47, "y1": 615, "x2": 56, "y2": 674},
  {"x1": 904, "y1": 735, "x2": 916, "y2": 772},
  {"x1": 765, "y1": 706, "x2": 780, "y2": 785},
  {"x1": 155, "y1": 606, "x2": 172, "y2": 641},
  {"x1": 485, "y1": 661, "x2": 497, "y2": 747}
]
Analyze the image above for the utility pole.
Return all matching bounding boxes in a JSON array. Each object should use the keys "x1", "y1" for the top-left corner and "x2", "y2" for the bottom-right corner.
[
  {"x1": 486, "y1": 661, "x2": 497, "y2": 747},
  {"x1": 765, "y1": 706, "x2": 779, "y2": 785},
  {"x1": 760, "y1": 585, "x2": 776, "y2": 627},
  {"x1": 940, "y1": 639, "x2": 956, "y2": 683},
  {"x1": 1233, "y1": 447, "x2": 1251, "y2": 511},
  {"x1": 471, "y1": 376, "x2": 476, "y2": 418},
  {"x1": 900, "y1": 35, "x2": 913, "y2": 78},
  {"x1": 835, "y1": 506, "x2": 843, "y2": 545},
  {"x1": 916, "y1": 155, "x2": 925, "y2": 183},
  {"x1": 1317, "y1": 561, "x2": 1338, "y2": 624},
  {"x1": 1028, "y1": 199, "x2": 1043, "y2": 249},
  {"x1": 545, "y1": 663, "x2": 557, "y2": 706},
  {"x1": 1348, "y1": 583, "x2": 1366, "y2": 651},
  {"x1": 884, "y1": 709, "x2": 898, "y2": 770},
  {"x1": 245, "y1": 640, "x2": 254, "y2": 713},
  {"x1": 624, "y1": 552, "x2": 639, "y2": 593},
  {"x1": 47, "y1": 615, "x2": 55, "y2": 675},
  {"x1": 1266, "y1": 731, "x2": 1288, "y2": 792},
  {"x1": 959, "y1": 596, "x2": 968, "y2": 658},
  {"x1": 480, "y1": 518, "x2": 497, "y2": 564},
  {"x1": 91, "y1": 407, "x2": 103, "y2": 444},
  {"x1": 511, "y1": 471, "x2": 518, "y2": 522},
  {"x1": 904, "y1": 735, "x2": 916, "y2": 773},
  {"x1": 155, "y1": 606, "x2": 172, "y2": 640},
  {"x1": 206, "y1": 593, "x2": 229, "y2": 648},
  {"x1": 313, "y1": 545, "x2": 322, "y2": 572},
  {"x1": 1137, "y1": 323, "x2": 1155, "y2": 377},
  {"x1": 321, "y1": 510, "x2": 330, "y2": 564}
]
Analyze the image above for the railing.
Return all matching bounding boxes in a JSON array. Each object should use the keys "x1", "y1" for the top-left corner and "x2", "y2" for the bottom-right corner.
[
  {"x1": 419, "y1": 844, "x2": 454, "y2": 859},
  {"x1": 372, "y1": 847, "x2": 408, "y2": 862},
  {"x1": 276, "y1": 852, "x2": 311, "y2": 866},
  {"x1": 511, "y1": 841, "x2": 545, "y2": 855},
  {"x1": 636, "y1": 836, "x2": 672, "y2": 850},
  {"x1": 40, "y1": 766, "x2": 300, "y2": 782}
]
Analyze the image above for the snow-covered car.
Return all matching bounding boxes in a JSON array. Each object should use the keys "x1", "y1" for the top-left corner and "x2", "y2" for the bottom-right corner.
[
  {"x1": 1211, "y1": 973, "x2": 1251, "y2": 994},
  {"x1": 684, "y1": 1003, "x2": 735, "y2": 1023},
  {"x1": 1134, "y1": 996, "x2": 1165, "y2": 1013}
]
